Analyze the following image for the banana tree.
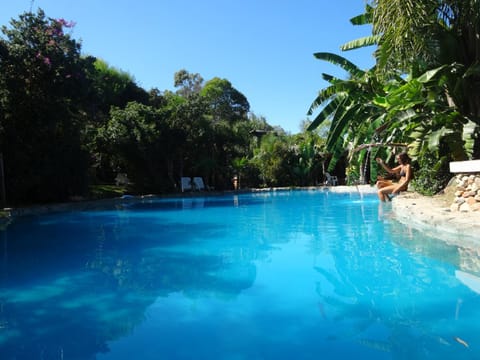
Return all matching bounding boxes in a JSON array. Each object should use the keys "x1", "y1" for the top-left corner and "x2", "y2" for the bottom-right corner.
[
  {"x1": 375, "y1": 65, "x2": 478, "y2": 160},
  {"x1": 308, "y1": 0, "x2": 480, "y2": 191},
  {"x1": 367, "y1": 0, "x2": 480, "y2": 156},
  {"x1": 307, "y1": 53, "x2": 392, "y2": 181}
]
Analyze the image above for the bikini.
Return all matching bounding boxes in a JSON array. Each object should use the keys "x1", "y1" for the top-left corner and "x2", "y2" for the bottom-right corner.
[{"x1": 396, "y1": 167, "x2": 409, "y2": 192}]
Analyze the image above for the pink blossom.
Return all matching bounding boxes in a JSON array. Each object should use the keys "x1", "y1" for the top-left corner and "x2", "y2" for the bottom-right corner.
[
  {"x1": 56, "y1": 18, "x2": 76, "y2": 28},
  {"x1": 43, "y1": 57, "x2": 51, "y2": 66},
  {"x1": 52, "y1": 27, "x2": 63, "y2": 36}
]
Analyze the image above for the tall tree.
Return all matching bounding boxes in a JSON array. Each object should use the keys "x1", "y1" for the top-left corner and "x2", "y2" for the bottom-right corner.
[
  {"x1": 369, "y1": 0, "x2": 480, "y2": 142},
  {"x1": 0, "y1": 9, "x2": 90, "y2": 204},
  {"x1": 307, "y1": 53, "x2": 388, "y2": 176},
  {"x1": 200, "y1": 77, "x2": 250, "y2": 123},
  {"x1": 98, "y1": 102, "x2": 173, "y2": 192},
  {"x1": 86, "y1": 58, "x2": 149, "y2": 120},
  {"x1": 174, "y1": 69, "x2": 204, "y2": 98},
  {"x1": 309, "y1": 1, "x2": 480, "y2": 190}
]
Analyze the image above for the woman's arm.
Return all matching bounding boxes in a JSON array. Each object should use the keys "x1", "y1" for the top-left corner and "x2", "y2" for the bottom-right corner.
[{"x1": 375, "y1": 158, "x2": 401, "y2": 174}]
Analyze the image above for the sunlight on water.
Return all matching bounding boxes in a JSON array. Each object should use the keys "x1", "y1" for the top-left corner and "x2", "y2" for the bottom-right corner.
[{"x1": 0, "y1": 190, "x2": 479, "y2": 359}]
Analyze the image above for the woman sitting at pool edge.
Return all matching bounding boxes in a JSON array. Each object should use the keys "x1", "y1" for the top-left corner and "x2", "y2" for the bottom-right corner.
[{"x1": 375, "y1": 152, "x2": 413, "y2": 202}]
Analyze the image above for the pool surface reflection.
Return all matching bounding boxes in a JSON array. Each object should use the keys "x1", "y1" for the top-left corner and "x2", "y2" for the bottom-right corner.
[{"x1": 0, "y1": 191, "x2": 479, "y2": 359}]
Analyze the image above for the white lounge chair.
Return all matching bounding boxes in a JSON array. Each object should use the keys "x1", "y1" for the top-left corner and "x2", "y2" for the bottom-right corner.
[
  {"x1": 181, "y1": 177, "x2": 192, "y2": 192},
  {"x1": 192, "y1": 177, "x2": 206, "y2": 191},
  {"x1": 325, "y1": 172, "x2": 338, "y2": 186}
]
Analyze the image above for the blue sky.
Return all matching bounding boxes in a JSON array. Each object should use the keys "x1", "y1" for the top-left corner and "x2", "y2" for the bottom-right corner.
[{"x1": 1, "y1": 0, "x2": 375, "y2": 134}]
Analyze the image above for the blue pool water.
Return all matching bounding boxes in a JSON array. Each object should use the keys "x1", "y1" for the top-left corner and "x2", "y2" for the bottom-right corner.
[{"x1": 0, "y1": 190, "x2": 479, "y2": 359}]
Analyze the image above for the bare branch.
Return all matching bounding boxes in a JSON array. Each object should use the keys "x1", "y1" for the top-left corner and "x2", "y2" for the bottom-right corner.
[{"x1": 352, "y1": 142, "x2": 408, "y2": 153}]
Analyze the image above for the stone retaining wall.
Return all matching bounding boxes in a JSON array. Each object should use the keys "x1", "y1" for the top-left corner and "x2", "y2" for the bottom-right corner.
[{"x1": 450, "y1": 174, "x2": 480, "y2": 212}]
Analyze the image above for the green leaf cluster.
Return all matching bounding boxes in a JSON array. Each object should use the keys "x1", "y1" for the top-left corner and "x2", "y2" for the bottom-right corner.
[
  {"x1": 0, "y1": 10, "x2": 265, "y2": 204},
  {"x1": 308, "y1": 1, "x2": 480, "y2": 192}
]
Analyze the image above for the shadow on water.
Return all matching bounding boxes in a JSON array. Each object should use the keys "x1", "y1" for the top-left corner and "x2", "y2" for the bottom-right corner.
[
  {"x1": 0, "y1": 199, "x2": 263, "y2": 360},
  {"x1": 0, "y1": 191, "x2": 478, "y2": 359}
]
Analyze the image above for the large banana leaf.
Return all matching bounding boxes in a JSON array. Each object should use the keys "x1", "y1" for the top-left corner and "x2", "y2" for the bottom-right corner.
[
  {"x1": 341, "y1": 35, "x2": 381, "y2": 51},
  {"x1": 307, "y1": 86, "x2": 345, "y2": 116},
  {"x1": 327, "y1": 137, "x2": 349, "y2": 172},
  {"x1": 349, "y1": 4, "x2": 374, "y2": 25},
  {"x1": 392, "y1": 109, "x2": 419, "y2": 125},
  {"x1": 463, "y1": 63, "x2": 480, "y2": 78},
  {"x1": 307, "y1": 95, "x2": 346, "y2": 130},
  {"x1": 326, "y1": 102, "x2": 362, "y2": 150},
  {"x1": 321, "y1": 73, "x2": 336, "y2": 83},
  {"x1": 416, "y1": 65, "x2": 448, "y2": 83},
  {"x1": 427, "y1": 127, "x2": 454, "y2": 151},
  {"x1": 313, "y1": 52, "x2": 365, "y2": 78},
  {"x1": 462, "y1": 119, "x2": 478, "y2": 158}
]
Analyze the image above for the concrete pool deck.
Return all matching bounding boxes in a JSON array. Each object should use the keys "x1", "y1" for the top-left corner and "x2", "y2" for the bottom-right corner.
[{"x1": 391, "y1": 191, "x2": 480, "y2": 246}]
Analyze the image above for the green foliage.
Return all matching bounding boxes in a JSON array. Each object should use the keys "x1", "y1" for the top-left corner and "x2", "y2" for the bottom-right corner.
[
  {"x1": 309, "y1": 48, "x2": 479, "y2": 187},
  {"x1": 89, "y1": 184, "x2": 126, "y2": 199},
  {"x1": 251, "y1": 133, "x2": 288, "y2": 187},
  {"x1": 0, "y1": 9, "x2": 89, "y2": 204},
  {"x1": 98, "y1": 102, "x2": 175, "y2": 192},
  {"x1": 307, "y1": 53, "x2": 390, "y2": 176},
  {"x1": 174, "y1": 69, "x2": 204, "y2": 97},
  {"x1": 0, "y1": 8, "x2": 328, "y2": 205},
  {"x1": 371, "y1": 0, "x2": 440, "y2": 73},
  {"x1": 371, "y1": 0, "x2": 480, "y2": 143},
  {"x1": 250, "y1": 131, "x2": 326, "y2": 187},
  {"x1": 87, "y1": 58, "x2": 149, "y2": 116},
  {"x1": 411, "y1": 152, "x2": 451, "y2": 196},
  {"x1": 307, "y1": 0, "x2": 480, "y2": 192},
  {"x1": 200, "y1": 77, "x2": 250, "y2": 123}
]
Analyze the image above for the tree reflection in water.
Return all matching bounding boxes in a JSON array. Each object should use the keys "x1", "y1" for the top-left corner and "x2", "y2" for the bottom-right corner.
[
  {"x1": 0, "y1": 192, "x2": 478, "y2": 359},
  {"x1": 0, "y1": 197, "x2": 260, "y2": 359},
  {"x1": 313, "y1": 205, "x2": 480, "y2": 358}
]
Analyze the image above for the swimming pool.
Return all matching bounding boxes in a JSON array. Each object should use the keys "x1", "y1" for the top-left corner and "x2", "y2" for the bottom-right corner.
[{"x1": 0, "y1": 190, "x2": 479, "y2": 359}]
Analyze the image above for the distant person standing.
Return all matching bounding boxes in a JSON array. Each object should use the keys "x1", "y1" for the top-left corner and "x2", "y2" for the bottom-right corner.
[{"x1": 375, "y1": 152, "x2": 413, "y2": 201}]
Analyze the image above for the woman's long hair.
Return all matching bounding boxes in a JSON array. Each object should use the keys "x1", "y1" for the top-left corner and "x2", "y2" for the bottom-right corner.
[{"x1": 398, "y1": 152, "x2": 411, "y2": 165}]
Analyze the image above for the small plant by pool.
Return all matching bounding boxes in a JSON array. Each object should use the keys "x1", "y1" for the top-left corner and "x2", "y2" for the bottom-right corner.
[{"x1": 0, "y1": 190, "x2": 478, "y2": 359}]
